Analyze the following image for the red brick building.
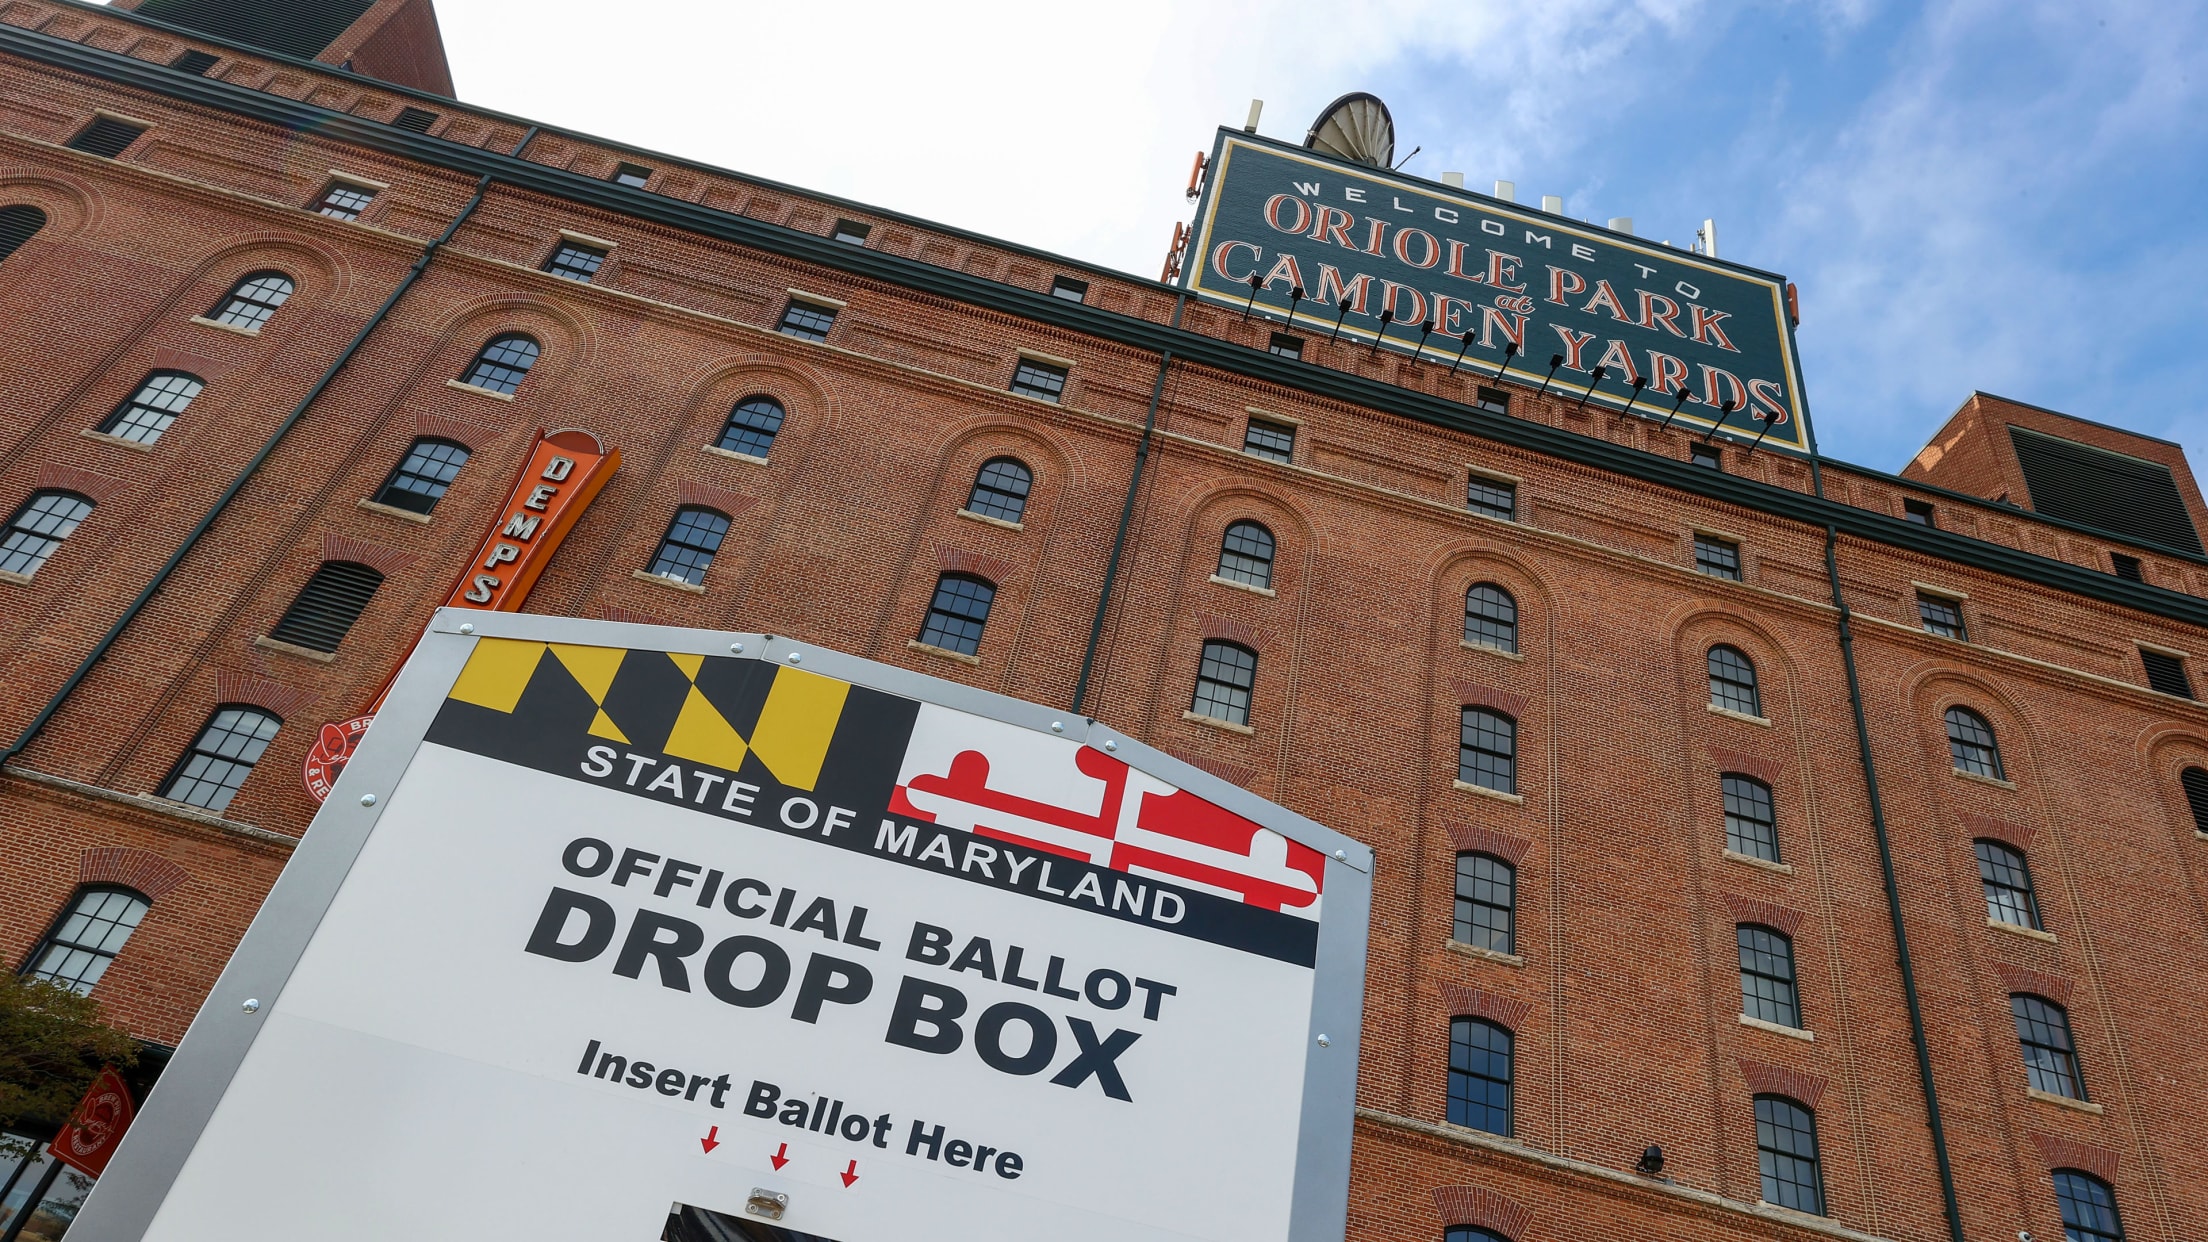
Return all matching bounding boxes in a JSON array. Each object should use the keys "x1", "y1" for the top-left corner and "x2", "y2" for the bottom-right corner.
[{"x1": 1, "y1": 2, "x2": 2203, "y2": 1240}]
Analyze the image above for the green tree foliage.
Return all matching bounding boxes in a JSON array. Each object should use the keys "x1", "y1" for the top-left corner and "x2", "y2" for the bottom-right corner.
[{"x1": 0, "y1": 973, "x2": 137, "y2": 1139}]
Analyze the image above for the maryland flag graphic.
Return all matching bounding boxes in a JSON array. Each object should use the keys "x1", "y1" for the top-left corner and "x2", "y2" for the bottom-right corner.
[{"x1": 425, "y1": 640, "x2": 1325, "y2": 965}]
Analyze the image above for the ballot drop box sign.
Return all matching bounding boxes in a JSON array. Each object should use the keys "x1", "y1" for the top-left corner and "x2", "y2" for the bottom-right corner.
[{"x1": 76, "y1": 612, "x2": 1372, "y2": 1242}]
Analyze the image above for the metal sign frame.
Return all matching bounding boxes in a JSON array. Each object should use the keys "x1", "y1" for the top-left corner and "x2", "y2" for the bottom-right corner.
[{"x1": 74, "y1": 608, "x2": 1374, "y2": 1241}]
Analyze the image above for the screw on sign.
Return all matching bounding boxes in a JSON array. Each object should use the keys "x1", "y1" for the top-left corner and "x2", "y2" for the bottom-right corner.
[{"x1": 51, "y1": 1067, "x2": 135, "y2": 1177}]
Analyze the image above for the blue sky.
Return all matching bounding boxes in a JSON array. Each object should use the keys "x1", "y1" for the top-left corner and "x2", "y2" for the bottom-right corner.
[{"x1": 442, "y1": 0, "x2": 2207, "y2": 473}]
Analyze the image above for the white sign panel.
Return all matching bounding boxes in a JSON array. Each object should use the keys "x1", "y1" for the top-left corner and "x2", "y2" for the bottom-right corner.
[{"x1": 79, "y1": 615, "x2": 1371, "y2": 1242}]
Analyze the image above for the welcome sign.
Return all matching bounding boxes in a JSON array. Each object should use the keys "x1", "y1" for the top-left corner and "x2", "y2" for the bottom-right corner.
[{"x1": 1183, "y1": 130, "x2": 1815, "y2": 453}]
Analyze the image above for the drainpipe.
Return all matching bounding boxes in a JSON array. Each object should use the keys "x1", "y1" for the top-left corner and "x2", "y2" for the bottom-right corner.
[
  {"x1": 1070, "y1": 293, "x2": 1186, "y2": 716},
  {"x1": 0, "y1": 128, "x2": 537, "y2": 766}
]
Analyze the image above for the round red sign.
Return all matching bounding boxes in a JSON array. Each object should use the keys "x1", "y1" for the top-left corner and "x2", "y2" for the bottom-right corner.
[{"x1": 303, "y1": 714, "x2": 375, "y2": 803}]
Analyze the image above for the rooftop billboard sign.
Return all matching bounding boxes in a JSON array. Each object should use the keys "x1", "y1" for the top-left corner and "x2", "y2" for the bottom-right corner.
[
  {"x1": 1182, "y1": 130, "x2": 1815, "y2": 454},
  {"x1": 75, "y1": 612, "x2": 1372, "y2": 1242}
]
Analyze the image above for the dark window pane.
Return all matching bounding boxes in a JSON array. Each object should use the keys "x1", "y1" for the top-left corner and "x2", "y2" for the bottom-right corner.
[
  {"x1": 462, "y1": 334, "x2": 540, "y2": 394},
  {"x1": 1946, "y1": 707, "x2": 2003, "y2": 779},
  {"x1": 917, "y1": 574, "x2": 996, "y2": 656},
  {"x1": 1755, "y1": 1095, "x2": 1825, "y2": 1214},
  {"x1": 1464, "y1": 584, "x2": 1517, "y2": 653},
  {"x1": 1446, "y1": 1018, "x2": 1513, "y2": 1135},
  {"x1": 716, "y1": 396, "x2": 786, "y2": 459},
  {"x1": 1723, "y1": 775, "x2": 1779, "y2": 862},
  {"x1": 1011, "y1": 358, "x2": 1068, "y2": 402},
  {"x1": 778, "y1": 301, "x2": 836, "y2": 342},
  {"x1": 1691, "y1": 443, "x2": 1723, "y2": 471},
  {"x1": 2053, "y1": 1171, "x2": 2124, "y2": 1242},
  {"x1": 1446, "y1": 1231, "x2": 1511, "y2": 1242},
  {"x1": 2140, "y1": 649, "x2": 2192, "y2": 699},
  {"x1": 648, "y1": 507, "x2": 730, "y2": 586},
  {"x1": 1974, "y1": 839, "x2": 2042, "y2": 931},
  {"x1": 97, "y1": 371, "x2": 203, "y2": 444},
  {"x1": 373, "y1": 438, "x2": 471, "y2": 514},
  {"x1": 1192, "y1": 641, "x2": 1256, "y2": 726},
  {"x1": 67, "y1": 116, "x2": 146, "y2": 157},
  {"x1": 25, "y1": 886, "x2": 149, "y2": 994},
  {"x1": 1268, "y1": 333, "x2": 1303, "y2": 360},
  {"x1": 833, "y1": 220, "x2": 872, "y2": 245},
  {"x1": 1708, "y1": 645, "x2": 1761, "y2": 716},
  {"x1": 1738, "y1": 925, "x2": 1799, "y2": 1028},
  {"x1": 1453, "y1": 852, "x2": 1515, "y2": 954},
  {"x1": 1904, "y1": 498, "x2": 1937, "y2": 526},
  {"x1": 313, "y1": 181, "x2": 375, "y2": 220},
  {"x1": 210, "y1": 270, "x2": 294, "y2": 330},
  {"x1": 1458, "y1": 708, "x2": 1516, "y2": 795},
  {"x1": 2180, "y1": 767, "x2": 2208, "y2": 835},
  {"x1": 1217, "y1": 521, "x2": 1275, "y2": 589},
  {"x1": 1918, "y1": 594, "x2": 1966, "y2": 639},
  {"x1": 545, "y1": 241, "x2": 608, "y2": 283},
  {"x1": 1467, "y1": 477, "x2": 1515, "y2": 521},
  {"x1": 965, "y1": 458, "x2": 1032, "y2": 523},
  {"x1": 611, "y1": 163, "x2": 653, "y2": 188},
  {"x1": 2012, "y1": 994, "x2": 2085, "y2": 1100},
  {"x1": 171, "y1": 49, "x2": 220, "y2": 74},
  {"x1": 1051, "y1": 276, "x2": 1088, "y2": 302},
  {"x1": 1243, "y1": 419, "x2": 1296, "y2": 463},
  {"x1": 2110, "y1": 553, "x2": 2142, "y2": 581},
  {"x1": 0, "y1": 491, "x2": 93, "y2": 578},
  {"x1": 160, "y1": 706, "x2": 280, "y2": 813},
  {"x1": 393, "y1": 106, "x2": 438, "y2": 132},
  {"x1": 270, "y1": 561, "x2": 384, "y2": 653},
  {"x1": 0, "y1": 203, "x2": 48, "y2": 265},
  {"x1": 1474, "y1": 387, "x2": 1510, "y2": 413},
  {"x1": 1695, "y1": 536, "x2": 1742, "y2": 580}
]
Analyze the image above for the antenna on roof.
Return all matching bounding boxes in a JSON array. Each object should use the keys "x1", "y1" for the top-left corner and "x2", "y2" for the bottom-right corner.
[{"x1": 1303, "y1": 92, "x2": 1395, "y2": 168}]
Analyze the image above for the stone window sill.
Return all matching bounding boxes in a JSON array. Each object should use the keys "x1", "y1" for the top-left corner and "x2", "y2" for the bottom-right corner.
[
  {"x1": 908, "y1": 639, "x2": 980, "y2": 666},
  {"x1": 957, "y1": 509, "x2": 1023, "y2": 531},
  {"x1": 1739, "y1": 1013, "x2": 1814, "y2": 1042},
  {"x1": 1460, "y1": 638, "x2": 1524, "y2": 661},
  {"x1": 1723, "y1": 849, "x2": 1794, "y2": 876},
  {"x1": 0, "y1": 570, "x2": 33, "y2": 586},
  {"x1": 447, "y1": 378, "x2": 516, "y2": 401},
  {"x1": 1709, "y1": 704, "x2": 1772, "y2": 727},
  {"x1": 1209, "y1": 573, "x2": 1275, "y2": 597},
  {"x1": 252, "y1": 634, "x2": 336, "y2": 663},
  {"x1": 1445, "y1": 940, "x2": 1525, "y2": 968},
  {"x1": 1453, "y1": 779, "x2": 1524, "y2": 805},
  {"x1": 356, "y1": 497, "x2": 432, "y2": 524},
  {"x1": 701, "y1": 444, "x2": 770, "y2": 466},
  {"x1": 1009, "y1": 388, "x2": 1063, "y2": 406},
  {"x1": 80, "y1": 428, "x2": 154, "y2": 451},
  {"x1": 1954, "y1": 768, "x2": 2017, "y2": 790},
  {"x1": 2026, "y1": 1088, "x2": 2103, "y2": 1115},
  {"x1": 1182, "y1": 710, "x2": 1254, "y2": 735},
  {"x1": 633, "y1": 568, "x2": 706, "y2": 594},
  {"x1": 189, "y1": 314, "x2": 260, "y2": 337},
  {"x1": 1988, "y1": 918, "x2": 2056, "y2": 944}
]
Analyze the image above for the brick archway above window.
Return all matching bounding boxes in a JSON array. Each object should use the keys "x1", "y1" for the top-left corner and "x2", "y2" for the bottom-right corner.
[
  {"x1": 1960, "y1": 811, "x2": 2035, "y2": 851},
  {"x1": 212, "y1": 667, "x2": 312, "y2": 719},
  {"x1": 1720, "y1": 892, "x2": 1805, "y2": 936},
  {"x1": 1994, "y1": 962, "x2": 2075, "y2": 1005},
  {"x1": 935, "y1": 544, "x2": 1010, "y2": 584},
  {"x1": 1442, "y1": 982, "x2": 1531, "y2": 1030},
  {"x1": 1198, "y1": 612, "x2": 1272, "y2": 652},
  {"x1": 677, "y1": 478, "x2": 758, "y2": 517},
  {"x1": 1737, "y1": 1058, "x2": 1826, "y2": 1108},
  {"x1": 1447, "y1": 824, "x2": 1532, "y2": 865},
  {"x1": 34, "y1": 463, "x2": 127, "y2": 503},
  {"x1": 1451, "y1": 679, "x2": 1526, "y2": 719},
  {"x1": 2034, "y1": 1133, "x2": 2118, "y2": 1181},
  {"x1": 1158, "y1": 744, "x2": 1256, "y2": 789},
  {"x1": 320, "y1": 532, "x2": 415, "y2": 577},
  {"x1": 1708, "y1": 745, "x2": 1782, "y2": 786},
  {"x1": 1431, "y1": 1185, "x2": 1532, "y2": 1238},
  {"x1": 150, "y1": 346, "x2": 230, "y2": 380},
  {"x1": 412, "y1": 412, "x2": 501, "y2": 449},
  {"x1": 78, "y1": 847, "x2": 189, "y2": 898},
  {"x1": 600, "y1": 605, "x2": 674, "y2": 627}
]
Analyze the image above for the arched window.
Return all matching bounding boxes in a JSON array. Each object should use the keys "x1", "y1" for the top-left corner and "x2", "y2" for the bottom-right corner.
[
  {"x1": 917, "y1": 574, "x2": 996, "y2": 657},
  {"x1": 1458, "y1": 708, "x2": 1516, "y2": 795},
  {"x1": 2053, "y1": 1170, "x2": 2125, "y2": 1242},
  {"x1": 208, "y1": 270, "x2": 294, "y2": 330},
  {"x1": 1216, "y1": 521, "x2": 1275, "y2": 590},
  {"x1": 1191, "y1": 640, "x2": 1257, "y2": 726},
  {"x1": 1446, "y1": 1017, "x2": 1513, "y2": 1135},
  {"x1": 1453, "y1": 852, "x2": 1514, "y2": 955},
  {"x1": 97, "y1": 370, "x2": 204, "y2": 444},
  {"x1": 1945, "y1": 706, "x2": 2004, "y2": 779},
  {"x1": 460, "y1": 333, "x2": 540, "y2": 394},
  {"x1": 1708, "y1": 644, "x2": 1761, "y2": 716},
  {"x1": 0, "y1": 490, "x2": 93, "y2": 578},
  {"x1": 717, "y1": 395, "x2": 786, "y2": 459},
  {"x1": 648, "y1": 507, "x2": 730, "y2": 586},
  {"x1": 160, "y1": 705, "x2": 281, "y2": 814},
  {"x1": 1754, "y1": 1095, "x2": 1826, "y2": 1214},
  {"x1": 965, "y1": 458, "x2": 1033, "y2": 523},
  {"x1": 1738, "y1": 924, "x2": 1800, "y2": 1029},
  {"x1": 1973, "y1": 839, "x2": 2042, "y2": 931},
  {"x1": 372, "y1": 438, "x2": 471, "y2": 515},
  {"x1": 2179, "y1": 766, "x2": 2208, "y2": 835},
  {"x1": 1445, "y1": 1231, "x2": 1511, "y2": 1242},
  {"x1": 1464, "y1": 583, "x2": 1517, "y2": 653},
  {"x1": 2011, "y1": 994, "x2": 2085, "y2": 1100},
  {"x1": 24, "y1": 885, "x2": 149, "y2": 994},
  {"x1": 0, "y1": 203, "x2": 47, "y2": 266},
  {"x1": 269, "y1": 561, "x2": 384, "y2": 653},
  {"x1": 1722, "y1": 774, "x2": 1779, "y2": 862}
]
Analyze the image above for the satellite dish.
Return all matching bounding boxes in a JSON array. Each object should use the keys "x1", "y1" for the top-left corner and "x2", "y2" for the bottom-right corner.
[{"x1": 1303, "y1": 92, "x2": 1395, "y2": 168}]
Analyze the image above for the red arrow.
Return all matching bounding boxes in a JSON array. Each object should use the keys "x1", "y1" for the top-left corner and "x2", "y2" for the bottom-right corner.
[
  {"x1": 700, "y1": 1126, "x2": 720, "y2": 1154},
  {"x1": 840, "y1": 1159, "x2": 859, "y2": 1188},
  {"x1": 769, "y1": 1143, "x2": 789, "y2": 1170}
]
